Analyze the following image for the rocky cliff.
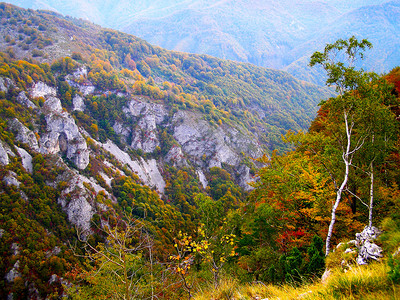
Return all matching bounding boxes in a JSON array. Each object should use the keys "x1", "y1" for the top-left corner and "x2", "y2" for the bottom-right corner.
[{"x1": 0, "y1": 65, "x2": 263, "y2": 232}]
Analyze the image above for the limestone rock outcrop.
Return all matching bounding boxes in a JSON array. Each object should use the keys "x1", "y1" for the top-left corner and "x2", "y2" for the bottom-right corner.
[
  {"x1": 165, "y1": 145, "x2": 188, "y2": 168},
  {"x1": 48, "y1": 156, "x2": 96, "y2": 233},
  {"x1": 124, "y1": 97, "x2": 167, "y2": 153},
  {"x1": 0, "y1": 72, "x2": 266, "y2": 233},
  {"x1": 40, "y1": 97, "x2": 89, "y2": 170},
  {"x1": 172, "y1": 110, "x2": 262, "y2": 169},
  {"x1": 0, "y1": 141, "x2": 9, "y2": 166},
  {"x1": 16, "y1": 91, "x2": 37, "y2": 109},
  {"x1": 15, "y1": 146, "x2": 33, "y2": 174},
  {"x1": 72, "y1": 94, "x2": 85, "y2": 111},
  {"x1": 9, "y1": 118, "x2": 39, "y2": 151},
  {"x1": 3, "y1": 171, "x2": 21, "y2": 187},
  {"x1": 30, "y1": 81, "x2": 56, "y2": 98},
  {"x1": 5, "y1": 261, "x2": 21, "y2": 283},
  {"x1": 101, "y1": 140, "x2": 166, "y2": 193},
  {"x1": 356, "y1": 226, "x2": 383, "y2": 265},
  {"x1": 0, "y1": 76, "x2": 14, "y2": 92}
]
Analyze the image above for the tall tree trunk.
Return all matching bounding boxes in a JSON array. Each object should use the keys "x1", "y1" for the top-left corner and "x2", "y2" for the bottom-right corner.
[
  {"x1": 325, "y1": 111, "x2": 351, "y2": 256},
  {"x1": 369, "y1": 160, "x2": 374, "y2": 228}
]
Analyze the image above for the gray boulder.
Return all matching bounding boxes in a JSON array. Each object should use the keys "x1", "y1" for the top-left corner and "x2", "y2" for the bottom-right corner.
[{"x1": 356, "y1": 226, "x2": 383, "y2": 265}]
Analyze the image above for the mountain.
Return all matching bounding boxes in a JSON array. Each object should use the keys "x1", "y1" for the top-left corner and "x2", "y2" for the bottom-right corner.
[
  {"x1": 3, "y1": 0, "x2": 398, "y2": 84},
  {"x1": 285, "y1": 0, "x2": 400, "y2": 84},
  {"x1": 0, "y1": 3, "x2": 334, "y2": 297}
]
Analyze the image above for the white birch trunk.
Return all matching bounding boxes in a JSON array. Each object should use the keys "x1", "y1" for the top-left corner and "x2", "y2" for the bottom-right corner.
[
  {"x1": 325, "y1": 111, "x2": 351, "y2": 256},
  {"x1": 369, "y1": 161, "x2": 374, "y2": 228}
]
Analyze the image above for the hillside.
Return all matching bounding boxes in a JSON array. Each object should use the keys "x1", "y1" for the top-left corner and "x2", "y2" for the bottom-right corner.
[
  {"x1": 1, "y1": 3, "x2": 399, "y2": 300},
  {"x1": 4, "y1": 0, "x2": 399, "y2": 84},
  {"x1": 0, "y1": 3, "x2": 334, "y2": 298},
  {"x1": 0, "y1": 2, "x2": 332, "y2": 150}
]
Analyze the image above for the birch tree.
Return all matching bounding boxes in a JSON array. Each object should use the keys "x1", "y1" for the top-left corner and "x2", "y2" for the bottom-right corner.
[
  {"x1": 309, "y1": 36, "x2": 396, "y2": 255},
  {"x1": 352, "y1": 77, "x2": 397, "y2": 228}
]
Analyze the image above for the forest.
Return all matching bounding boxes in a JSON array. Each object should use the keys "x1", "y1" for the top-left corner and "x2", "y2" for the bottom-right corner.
[{"x1": 0, "y1": 2, "x2": 399, "y2": 299}]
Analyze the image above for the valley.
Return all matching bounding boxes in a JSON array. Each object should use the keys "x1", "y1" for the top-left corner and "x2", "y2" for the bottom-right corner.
[{"x1": 0, "y1": 2, "x2": 399, "y2": 299}]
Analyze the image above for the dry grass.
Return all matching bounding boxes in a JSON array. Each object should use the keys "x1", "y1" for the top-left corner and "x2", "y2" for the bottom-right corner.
[{"x1": 193, "y1": 262, "x2": 400, "y2": 300}]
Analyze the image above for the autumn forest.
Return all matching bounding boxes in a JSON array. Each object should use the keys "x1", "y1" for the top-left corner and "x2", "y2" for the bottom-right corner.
[{"x1": 0, "y1": 3, "x2": 399, "y2": 299}]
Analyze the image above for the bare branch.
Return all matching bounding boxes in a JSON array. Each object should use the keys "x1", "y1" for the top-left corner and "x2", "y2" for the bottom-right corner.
[{"x1": 345, "y1": 188, "x2": 369, "y2": 208}]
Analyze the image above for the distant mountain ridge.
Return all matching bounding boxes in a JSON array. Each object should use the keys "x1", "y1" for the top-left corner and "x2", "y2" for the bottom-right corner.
[{"x1": 5, "y1": 0, "x2": 399, "y2": 84}]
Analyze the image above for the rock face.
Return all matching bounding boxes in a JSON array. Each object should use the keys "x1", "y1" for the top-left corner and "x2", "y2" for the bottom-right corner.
[
  {"x1": 102, "y1": 140, "x2": 166, "y2": 193},
  {"x1": 9, "y1": 119, "x2": 39, "y2": 151},
  {"x1": 48, "y1": 156, "x2": 96, "y2": 233},
  {"x1": 197, "y1": 169, "x2": 208, "y2": 189},
  {"x1": 16, "y1": 91, "x2": 37, "y2": 109},
  {"x1": 72, "y1": 94, "x2": 85, "y2": 111},
  {"x1": 172, "y1": 110, "x2": 262, "y2": 169},
  {"x1": 165, "y1": 145, "x2": 188, "y2": 168},
  {"x1": 119, "y1": 96, "x2": 264, "y2": 190},
  {"x1": 236, "y1": 165, "x2": 256, "y2": 191},
  {"x1": 119, "y1": 96, "x2": 263, "y2": 190},
  {"x1": 3, "y1": 171, "x2": 21, "y2": 187},
  {"x1": 66, "y1": 66, "x2": 96, "y2": 95},
  {"x1": 15, "y1": 146, "x2": 33, "y2": 174},
  {"x1": 0, "y1": 141, "x2": 9, "y2": 166},
  {"x1": 356, "y1": 226, "x2": 383, "y2": 265},
  {"x1": 113, "y1": 121, "x2": 131, "y2": 144},
  {"x1": 59, "y1": 195, "x2": 94, "y2": 234},
  {"x1": 5, "y1": 261, "x2": 21, "y2": 283},
  {"x1": 0, "y1": 76, "x2": 14, "y2": 92},
  {"x1": 30, "y1": 81, "x2": 57, "y2": 98},
  {"x1": 40, "y1": 97, "x2": 89, "y2": 170},
  {"x1": 124, "y1": 97, "x2": 167, "y2": 153},
  {"x1": 0, "y1": 73, "x2": 265, "y2": 233}
]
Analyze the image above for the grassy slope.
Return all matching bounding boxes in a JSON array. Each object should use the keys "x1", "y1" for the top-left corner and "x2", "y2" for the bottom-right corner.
[{"x1": 193, "y1": 262, "x2": 399, "y2": 299}]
